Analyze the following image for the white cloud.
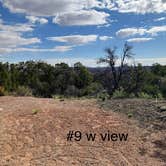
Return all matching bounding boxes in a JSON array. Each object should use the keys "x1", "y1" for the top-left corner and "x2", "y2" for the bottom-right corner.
[
  {"x1": 53, "y1": 10, "x2": 109, "y2": 26},
  {"x1": 1, "y1": 0, "x2": 101, "y2": 16},
  {"x1": 0, "y1": 46, "x2": 73, "y2": 54},
  {"x1": 26, "y1": 16, "x2": 48, "y2": 24},
  {"x1": 105, "y1": 0, "x2": 166, "y2": 14},
  {"x1": 99, "y1": 36, "x2": 113, "y2": 41},
  {"x1": 154, "y1": 17, "x2": 166, "y2": 22},
  {"x1": 147, "y1": 25, "x2": 166, "y2": 36},
  {"x1": 53, "y1": 46, "x2": 73, "y2": 52},
  {"x1": 0, "y1": 23, "x2": 34, "y2": 32},
  {"x1": 47, "y1": 35, "x2": 98, "y2": 45},
  {"x1": 0, "y1": 48, "x2": 11, "y2": 54},
  {"x1": 1, "y1": 0, "x2": 109, "y2": 26},
  {"x1": 39, "y1": 18, "x2": 48, "y2": 24},
  {"x1": 1, "y1": 0, "x2": 166, "y2": 21},
  {"x1": 127, "y1": 37, "x2": 154, "y2": 43},
  {"x1": 117, "y1": 26, "x2": 166, "y2": 38},
  {"x1": 135, "y1": 58, "x2": 166, "y2": 66},
  {"x1": 0, "y1": 31, "x2": 41, "y2": 48},
  {"x1": 19, "y1": 46, "x2": 73, "y2": 52},
  {"x1": 1, "y1": 33, "x2": 111, "y2": 54},
  {"x1": 0, "y1": 21, "x2": 40, "y2": 54},
  {"x1": 116, "y1": 28, "x2": 146, "y2": 38}
]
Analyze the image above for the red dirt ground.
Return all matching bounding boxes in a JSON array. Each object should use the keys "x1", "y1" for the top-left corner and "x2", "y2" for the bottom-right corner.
[{"x1": 0, "y1": 97, "x2": 165, "y2": 166}]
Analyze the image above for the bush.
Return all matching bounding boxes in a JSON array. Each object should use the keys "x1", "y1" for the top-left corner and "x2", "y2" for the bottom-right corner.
[
  {"x1": 32, "y1": 109, "x2": 40, "y2": 115},
  {"x1": 128, "y1": 113, "x2": 133, "y2": 118},
  {"x1": 97, "y1": 90, "x2": 109, "y2": 101},
  {"x1": 0, "y1": 86, "x2": 6, "y2": 96},
  {"x1": 138, "y1": 92, "x2": 152, "y2": 99},
  {"x1": 64, "y1": 85, "x2": 80, "y2": 97},
  {"x1": 14, "y1": 86, "x2": 33, "y2": 96},
  {"x1": 84, "y1": 82, "x2": 104, "y2": 97},
  {"x1": 160, "y1": 78, "x2": 166, "y2": 98},
  {"x1": 128, "y1": 93, "x2": 136, "y2": 98},
  {"x1": 155, "y1": 93, "x2": 163, "y2": 100},
  {"x1": 112, "y1": 87, "x2": 128, "y2": 99},
  {"x1": 143, "y1": 84, "x2": 160, "y2": 98}
]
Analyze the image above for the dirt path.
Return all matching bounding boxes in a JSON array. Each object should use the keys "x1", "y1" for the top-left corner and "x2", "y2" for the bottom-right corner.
[{"x1": 0, "y1": 97, "x2": 165, "y2": 166}]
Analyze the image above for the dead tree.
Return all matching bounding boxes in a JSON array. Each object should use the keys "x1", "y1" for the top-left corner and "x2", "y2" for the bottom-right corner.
[{"x1": 98, "y1": 42, "x2": 133, "y2": 94}]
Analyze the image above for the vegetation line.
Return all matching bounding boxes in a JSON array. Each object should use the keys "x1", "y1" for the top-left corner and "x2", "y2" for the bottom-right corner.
[{"x1": 0, "y1": 43, "x2": 166, "y2": 99}]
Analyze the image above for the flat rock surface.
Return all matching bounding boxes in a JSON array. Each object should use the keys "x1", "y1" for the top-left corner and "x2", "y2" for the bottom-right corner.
[{"x1": 0, "y1": 97, "x2": 165, "y2": 166}]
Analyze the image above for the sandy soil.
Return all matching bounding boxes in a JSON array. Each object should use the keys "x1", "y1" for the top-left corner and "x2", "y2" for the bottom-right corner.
[{"x1": 0, "y1": 97, "x2": 165, "y2": 166}]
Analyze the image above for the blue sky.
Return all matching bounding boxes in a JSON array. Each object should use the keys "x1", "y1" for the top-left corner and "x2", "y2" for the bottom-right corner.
[{"x1": 0, "y1": 0, "x2": 166, "y2": 67}]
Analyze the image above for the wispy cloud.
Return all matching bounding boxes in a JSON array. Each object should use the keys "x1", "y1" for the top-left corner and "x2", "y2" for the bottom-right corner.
[
  {"x1": 53, "y1": 46, "x2": 73, "y2": 52},
  {"x1": 116, "y1": 26, "x2": 166, "y2": 38},
  {"x1": 148, "y1": 26, "x2": 166, "y2": 36},
  {"x1": 0, "y1": 22, "x2": 34, "y2": 32},
  {"x1": 99, "y1": 36, "x2": 113, "y2": 41},
  {"x1": 116, "y1": 28, "x2": 146, "y2": 38},
  {"x1": 0, "y1": 46, "x2": 74, "y2": 54},
  {"x1": 127, "y1": 38, "x2": 154, "y2": 43},
  {"x1": 26, "y1": 16, "x2": 48, "y2": 24},
  {"x1": 154, "y1": 17, "x2": 166, "y2": 22},
  {"x1": 0, "y1": 31, "x2": 40, "y2": 48},
  {"x1": 135, "y1": 58, "x2": 166, "y2": 66},
  {"x1": 0, "y1": 20, "x2": 40, "y2": 54},
  {"x1": 47, "y1": 35, "x2": 98, "y2": 45}
]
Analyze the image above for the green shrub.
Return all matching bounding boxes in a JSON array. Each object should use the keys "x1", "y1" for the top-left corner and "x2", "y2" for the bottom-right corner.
[
  {"x1": 14, "y1": 86, "x2": 32, "y2": 96},
  {"x1": 155, "y1": 93, "x2": 163, "y2": 100},
  {"x1": 32, "y1": 109, "x2": 40, "y2": 115},
  {"x1": 128, "y1": 113, "x2": 133, "y2": 118},
  {"x1": 112, "y1": 87, "x2": 128, "y2": 99},
  {"x1": 52, "y1": 95, "x2": 62, "y2": 99},
  {"x1": 0, "y1": 86, "x2": 6, "y2": 96},
  {"x1": 64, "y1": 85, "x2": 80, "y2": 97},
  {"x1": 97, "y1": 90, "x2": 109, "y2": 101},
  {"x1": 84, "y1": 82, "x2": 104, "y2": 97},
  {"x1": 143, "y1": 84, "x2": 160, "y2": 98},
  {"x1": 160, "y1": 78, "x2": 166, "y2": 98},
  {"x1": 128, "y1": 93, "x2": 136, "y2": 98},
  {"x1": 52, "y1": 94, "x2": 63, "y2": 98},
  {"x1": 138, "y1": 92, "x2": 152, "y2": 99}
]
